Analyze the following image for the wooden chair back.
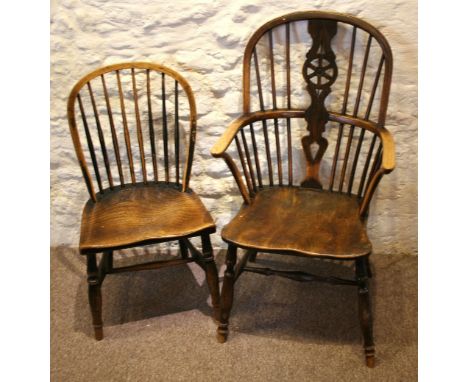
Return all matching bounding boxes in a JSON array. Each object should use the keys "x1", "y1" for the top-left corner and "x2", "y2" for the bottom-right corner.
[
  {"x1": 67, "y1": 62, "x2": 197, "y2": 202},
  {"x1": 227, "y1": 11, "x2": 393, "y2": 214}
]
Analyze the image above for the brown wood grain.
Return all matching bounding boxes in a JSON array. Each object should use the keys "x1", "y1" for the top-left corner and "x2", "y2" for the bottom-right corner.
[
  {"x1": 67, "y1": 62, "x2": 219, "y2": 341},
  {"x1": 79, "y1": 183, "x2": 215, "y2": 254},
  {"x1": 221, "y1": 187, "x2": 371, "y2": 258},
  {"x1": 213, "y1": 11, "x2": 395, "y2": 367}
]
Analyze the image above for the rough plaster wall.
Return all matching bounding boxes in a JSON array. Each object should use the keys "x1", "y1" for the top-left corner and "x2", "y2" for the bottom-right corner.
[{"x1": 50, "y1": 0, "x2": 417, "y2": 254}]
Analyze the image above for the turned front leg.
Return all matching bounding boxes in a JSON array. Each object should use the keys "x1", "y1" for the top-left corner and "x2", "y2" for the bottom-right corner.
[
  {"x1": 201, "y1": 234, "x2": 221, "y2": 322},
  {"x1": 217, "y1": 244, "x2": 237, "y2": 343},
  {"x1": 356, "y1": 256, "x2": 375, "y2": 367},
  {"x1": 87, "y1": 253, "x2": 103, "y2": 341}
]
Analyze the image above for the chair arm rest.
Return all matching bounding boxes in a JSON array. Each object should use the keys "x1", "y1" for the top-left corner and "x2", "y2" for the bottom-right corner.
[
  {"x1": 378, "y1": 127, "x2": 395, "y2": 173},
  {"x1": 359, "y1": 127, "x2": 396, "y2": 216},
  {"x1": 327, "y1": 112, "x2": 395, "y2": 173},
  {"x1": 210, "y1": 109, "x2": 305, "y2": 157}
]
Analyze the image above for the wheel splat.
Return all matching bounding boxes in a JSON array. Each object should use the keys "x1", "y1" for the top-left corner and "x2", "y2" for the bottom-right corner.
[{"x1": 301, "y1": 19, "x2": 338, "y2": 189}]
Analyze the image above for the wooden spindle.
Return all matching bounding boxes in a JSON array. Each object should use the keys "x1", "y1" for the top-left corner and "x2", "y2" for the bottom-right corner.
[
  {"x1": 369, "y1": 143, "x2": 383, "y2": 180},
  {"x1": 339, "y1": 34, "x2": 372, "y2": 192},
  {"x1": 262, "y1": 119, "x2": 274, "y2": 186},
  {"x1": 358, "y1": 134, "x2": 377, "y2": 197},
  {"x1": 329, "y1": 26, "x2": 356, "y2": 191},
  {"x1": 235, "y1": 135, "x2": 254, "y2": 194},
  {"x1": 274, "y1": 119, "x2": 282, "y2": 185},
  {"x1": 101, "y1": 74, "x2": 124, "y2": 185},
  {"x1": 175, "y1": 80, "x2": 180, "y2": 185},
  {"x1": 116, "y1": 70, "x2": 136, "y2": 184},
  {"x1": 286, "y1": 22, "x2": 291, "y2": 109},
  {"x1": 249, "y1": 123, "x2": 263, "y2": 188},
  {"x1": 286, "y1": 118, "x2": 292, "y2": 186},
  {"x1": 253, "y1": 48, "x2": 265, "y2": 112},
  {"x1": 363, "y1": 143, "x2": 383, "y2": 196},
  {"x1": 269, "y1": 30, "x2": 282, "y2": 184},
  {"x1": 161, "y1": 73, "x2": 169, "y2": 183},
  {"x1": 352, "y1": 35, "x2": 373, "y2": 117},
  {"x1": 77, "y1": 93, "x2": 103, "y2": 193},
  {"x1": 131, "y1": 68, "x2": 147, "y2": 184},
  {"x1": 268, "y1": 30, "x2": 277, "y2": 109},
  {"x1": 347, "y1": 55, "x2": 384, "y2": 194},
  {"x1": 240, "y1": 128, "x2": 257, "y2": 191},
  {"x1": 364, "y1": 55, "x2": 384, "y2": 121},
  {"x1": 87, "y1": 81, "x2": 113, "y2": 189},
  {"x1": 146, "y1": 69, "x2": 158, "y2": 181},
  {"x1": 286, "y1": 23, "x2": 293, "y2": 185},
  {"x1": 254, "y1": 47, "x2": 273, "y2": 185},
  {"x1": 338, "y1": 123, "x2": 354, "y2": 192}
]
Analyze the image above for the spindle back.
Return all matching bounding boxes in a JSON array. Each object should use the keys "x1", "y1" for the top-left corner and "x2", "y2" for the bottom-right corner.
[
  {"x1": 67, "y1": 62, "x2": 197, "y2": 202},
  {"x1": 230, "y1": 11, "x2": 393, "y2": 200}
]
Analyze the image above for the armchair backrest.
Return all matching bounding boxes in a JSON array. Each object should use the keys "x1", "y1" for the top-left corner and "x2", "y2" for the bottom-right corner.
[{"x1": 225, "y1": 11, "x2": 393, "y2": 213}]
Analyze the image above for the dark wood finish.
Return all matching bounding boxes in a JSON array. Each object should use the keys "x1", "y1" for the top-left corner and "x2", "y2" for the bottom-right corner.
[
  {"x1": 356, "y1": 257, "x2": 375, "y2": 367},
  {"x1": 329, "y1": 26, "x2": 356, "y2": 192},
  {"x1": 131, "y1": 68, "x2": 148, "y2": 184},
  {"x1": 179, "y1": 239, "x2": 188, "y2": 259},
  {"x1": 222, "y1": 187, "x2": 371, "y2": 258},
  {"x1": 86, "y1": 254, "x2": 103, "y2": 340},
  {"x1": 79, "y1": 183, "x2": 215, "y2": 253},
  {"x1": 116, "y1": 69, "x2": 136, "y2": 185},
  {"x1": 212, "y1": 11, "x2": 395, "y2": 367},
  {"x1": 201, "y1": 234, "x2": 221, "y2": 322},
  {"x1": 217, "y1": 244, "x2": 237, "y2": 343},
  {"x1": 301, "y1": 19, "x2": 337, "y2": 189},
  {"x1": 67, "y1": 62, "x2": 219, "y2": 340}
]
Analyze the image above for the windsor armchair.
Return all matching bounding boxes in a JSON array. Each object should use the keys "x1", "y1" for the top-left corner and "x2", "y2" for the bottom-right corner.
[
  {"x1": 212, "y1": 12, "x2": 395, "y2": 367},
  {"x1": 67, "y1": 62, "x2": 220, "y2": 340}
]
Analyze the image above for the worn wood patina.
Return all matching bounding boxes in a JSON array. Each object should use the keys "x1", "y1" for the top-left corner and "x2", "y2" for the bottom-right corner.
[
  {"x1": 67, "y1": 62, "x2": 220, "y2": 340},
  {"x1": 211, "y1": 11, "x2": 395, "y2": 367}
]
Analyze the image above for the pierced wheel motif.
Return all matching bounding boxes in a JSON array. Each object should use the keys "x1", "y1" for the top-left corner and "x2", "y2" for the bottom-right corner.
[{"x1": 304, "y1": 56, "x2": 337, "y2": 89}]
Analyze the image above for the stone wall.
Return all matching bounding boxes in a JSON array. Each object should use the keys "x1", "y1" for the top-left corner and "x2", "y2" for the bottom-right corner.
[{"x1": 51, "y1": 0, "x2": 417, "y2": 254}]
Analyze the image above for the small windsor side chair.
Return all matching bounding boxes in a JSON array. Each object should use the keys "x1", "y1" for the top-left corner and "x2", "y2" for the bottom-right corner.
[
  {"x1": 211, "y1": 12, "x2": 395, "y2": 367},
  {"x1": 67, "y1": 62, "x2": 220, "y2": 340}
]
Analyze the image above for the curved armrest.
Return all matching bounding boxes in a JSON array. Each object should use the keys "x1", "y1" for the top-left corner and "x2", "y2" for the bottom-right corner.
[
  {"x1": 210, "y1": 109, "x2": 305, "y2": 157},
  {"x1": 328, "y1": 112, "x2": 395, "y2": 174},
  {"x1": 210, "y1": 109, "x2": 305, "y2": 204},
  {"x1": 359, "y1": 126, "x2": 396, "y2": 216},
  {"x1": 378, "y1": 127, "x2": 395, "y2": 173}
]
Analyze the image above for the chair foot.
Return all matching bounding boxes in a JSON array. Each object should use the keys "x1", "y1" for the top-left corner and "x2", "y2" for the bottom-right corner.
[
  {"x1": 365, "y1": 353, "x2": 375, "y2": 368},
  {"x1": 216, "y1": 324, "x2": 228, "y2": 343},
  {"x1": 93, "y1": 326, "x2": 104, "y2": 341}
]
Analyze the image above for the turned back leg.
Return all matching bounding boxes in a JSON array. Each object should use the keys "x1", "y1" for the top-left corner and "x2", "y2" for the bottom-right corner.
[
  {"x1": 201, "y1": 234, "x2": 221, "y2": 322},
  {"x1": 87, "y1": 253, "x2": 103, "y2": 341},
  {"x1": 217, "y1": 244, "x2": 237, "y2": 343},
  {"x1": 356, "y1": 256, "x2": 375, "y2": 367}
]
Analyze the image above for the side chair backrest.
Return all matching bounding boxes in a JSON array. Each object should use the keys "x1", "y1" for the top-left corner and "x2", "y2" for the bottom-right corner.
[
  {"x1": 230, "y1": 11, "x2": 393, "y2": 201},
  {"x1": 67, "y1": 62, "x2": 197, "y2": 202}
]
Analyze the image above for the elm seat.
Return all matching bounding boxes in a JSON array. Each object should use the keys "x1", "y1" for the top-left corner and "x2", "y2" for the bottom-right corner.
[
  {"x1": 221, "y1": 187, "x2": 371, "y2": 258},
  {"x1": 80, "y1": 183, "x2": 216, "y2": 253}
]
